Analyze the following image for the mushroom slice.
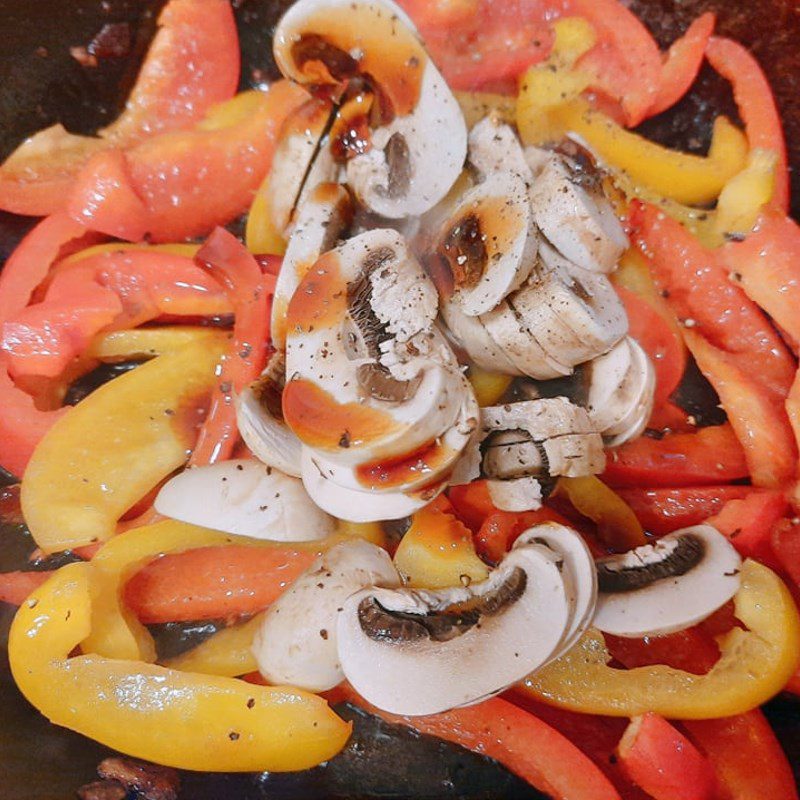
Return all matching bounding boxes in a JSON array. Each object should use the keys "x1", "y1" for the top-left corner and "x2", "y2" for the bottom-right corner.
[
  {"x1": 467, "y1": 116, "x2": 532, "y2": 183},
  {"x1": 593, "y1": 525, "x2": 742, "y2": 638},
  {"x1": 253, "y1": 539, "x2": 401, "y2": 691},
  {"x1": 337, "y1": 537, "x2": 572, "y2": 715},
  {"x1": 515, "y1": 523, "x2": 597, "y2": 656},
  {"x1": 526, "y1": 148, "x2": 628, "y2": 274},
  {"x1": 586, "y1": 337, "x2": 655, "y2": 446},
  {"x1": 441, "y1": 299, "x2": 521, "y2": 375},
  {"x1": 481, "y1": 398, "x2": 606, "y2": 480},
  {"x1": 271, "y1": 182, "x2": 353, "y2": 349},
  {"x1": 301, "y1": 447, "x2": 447, "y2": 521},
  {"x1": 284, "y1": 229, "x2": 468, "y2": 465},
  {"x1": 154, "y1": 459, "x2": 336, "y2": 542},
  {"x1": 430, "y1": 170, "x2": 538, "y2": 317},
  {"x1": 509, "y1": 244, "x2": 628, "y2": 366},
  {"x1": 236, "y1": 351, "x2": 302, "y2": 477},
  {"x1": 266, "y1": 97, "x2": 339, "y2": 236},
  {"x1": 274, "y1": 0, "x2": 466, "y2": 218},
  {"x1": 486, "y1": 476, "x2": 543, "y2": 512}
]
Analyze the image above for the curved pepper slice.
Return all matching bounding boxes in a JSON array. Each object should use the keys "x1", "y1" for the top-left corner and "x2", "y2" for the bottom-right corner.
[
  {"x1": 21, "y1": 335, "x2": 227, "y2": 553},
  {"x1": 9, "y1": 562, "x2": 350, "y2": 772},
  {"x1": 523, "y1": 559, "x2": 800, "y2": 718}
]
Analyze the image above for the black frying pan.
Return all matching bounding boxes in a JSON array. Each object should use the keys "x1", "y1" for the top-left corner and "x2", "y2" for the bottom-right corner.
[{"x1": 0, "y1": 1, "x2": 799, "y2": 797}]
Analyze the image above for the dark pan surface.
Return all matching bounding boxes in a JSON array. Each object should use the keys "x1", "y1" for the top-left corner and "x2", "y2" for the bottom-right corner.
[{"x1": 0, "y1": 1, "x2": 799, "y2": 797}]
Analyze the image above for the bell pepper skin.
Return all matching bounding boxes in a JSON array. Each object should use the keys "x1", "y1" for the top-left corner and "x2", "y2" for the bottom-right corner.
[
  {"x1": 393, "y1": 502, "x2": 489, "y2": 588},
  {"x1": 88, "y1": 326, "x2": 222, "y2": 361},
  {"x1": 20, "y1": 335, "x2": 227, "y2": 553},
  {"x1": 721, "y1": 210, "x2": 800, "y2": 351},
  {"x1": 705, "y1": 37, "x2": 789, "y2": 212},
  {"x1": 632, "y1": 201, "x2": 796, "y2": 400},
  {"x1": 0, "y1": 0, "x2": 239, "y2": 216},
  {"x1": 447, "y1": 480, "x2": 497, "y2": 532},
  {"x1": 616, "y1": 486, "x2": 752, "y2": 536},
  {"x1": 773, "y1": 518, "x2": 800, "y2": 589},
  {"x1": 190, "y1": 229, "x2": 271, "y2": 465},
  {"x1": 712, "y1": 149, "x2": 777, "y2": 239},
  {"x1": 683, "y1": 329, "x2": 797, "y2": 488},
  {"x1": 603, "y1": 425, "x2": 749, "y2": 488},
  {"x1": 0, "y1": 570, "x2": 47, "y2": 605},
  {"x1": 333, "y1": 685, "x2": 622, "y2": 800},
  {"x1": 553, "y1": 476, "x2": 646, "y2": 550},
  {"x1": 475, "y1": 507, "x2": 576, "y2": 564},
  {"x1": 682, "y1": 711, "x2": 799, "y2": 800},
  {"x1": 467, "y1": 366, "x2": 513, "y2": 407},
  {"x1": 524, "y1": 560, "x2": 800, "y2": 718},
  {"x1": 9, "y1": 562, "x2": 351, "y2": 772},
  {"x1": 647, "y1": 13, "x2": 714, "y2": 119},
  {"x1": 617, "y1": 714, "x2": 717, "y2": 800}
]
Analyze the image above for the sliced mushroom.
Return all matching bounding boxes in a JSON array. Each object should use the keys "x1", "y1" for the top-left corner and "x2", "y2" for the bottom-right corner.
[
  {"x1": 593, "y1": 524, "x2": 742, "y2": 637},
  {"x1": 467, "y1": 115, "x2": 532, "y2": 183},
  {"x1": 509, "y1": 243, "x2": 628, "y2": 366},
  {"x1": 301, "y1": 446, "x2": 448, "y2": 521},
  {"x1": 266, "y1": 97, "x2": 339, "y2": 237},
  {"x1": 526, "y1": 147, "x2": 628, "y2": 274},
  {"x1": 284, "y1": 229, "x2": 470, "y2": 465},
  {"x1": 253, "y1": 539, "x2": 401, "y2": 691},
  {"x1": 236, "y1": 351, "x2": 302, "y2": 477},
  {"x1": 514, "y1": 523, "x2": 597, "y2": 656},
  {"x1": 486, "y1": 476, "x2": 543, "y2": 512},
  {"x1": 271, "y1": 182, "x2": 353, "y2": 349},
  {"x1": 154, "y1": 459, "x2": 336, "y2": 541},
  {"x1": 429, "y1": 170, "x2": 538, "y2": 317},
  {"x1": 274, "y1": 0, "x2": 466, "y2": 218},
  {"x1": 337, "y1": 536, "x2": 572, "y2": 714}
]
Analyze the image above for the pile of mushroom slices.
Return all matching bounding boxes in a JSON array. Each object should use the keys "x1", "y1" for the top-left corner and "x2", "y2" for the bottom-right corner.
[{"x1": 251, "y1": 521, "x2": 743, "y2": 716}]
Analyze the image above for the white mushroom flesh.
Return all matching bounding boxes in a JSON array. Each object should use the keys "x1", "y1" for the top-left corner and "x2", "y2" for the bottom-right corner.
[
  {"x1": 468, "y1": 116, "x2": 532, "y2": 183},
  {"x1": 486, "y1": 476, "x2": 543, "y2": 512},
  {"x1": 593, "y1": 524, "x2": 742, "y2": 637},
  {"x1": 154, "y1": 459, "x2": 336, "y2": 542},
  {"x1": 253, "y1": 539, "x2": 401, "y2": 691}
]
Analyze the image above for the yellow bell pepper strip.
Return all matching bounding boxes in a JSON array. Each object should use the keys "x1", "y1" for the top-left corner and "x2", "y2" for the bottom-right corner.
[
  {"x1": 523, "y1": 559, "x2": 800, "y2": 719},
  {"x1": 467, "y1": 366, "x2": 513, "y2": 407},
  {"x1": 245, "y1": 183, "x2": 287, "y2": 256},
  {"x1": 164, "y1": 614, "x2": 263, "y2": 677},
  {"x1": 62, "y1": 241, "x2": 200, "y2": 265},
  {"x1": 88, "y1": 326, "x2": 224, "y2": 362},
  {"x1": 21, "y1": 335, "x2": 227, "y2": 553},
  {"x1": 9, "y1": 562, "x2": 351, "y2": 772},
  {"x1": 553, "y1": 103, "x2": 748, "y2": 206},
  {"x1": 393, "y1": 500, "x2": 489, "y2": 588},
  {"x1": 455, "y1": 91, "x2": 516, "y2": 129},
  {"x1": 712, "y1": 149, "x2": 777, "y2": 239},
  {"x1": 552, "y1": 476, "x2": 646, "y2": 551}
]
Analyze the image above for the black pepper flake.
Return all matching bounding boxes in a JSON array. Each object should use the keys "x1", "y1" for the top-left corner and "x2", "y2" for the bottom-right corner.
[
  {"x1": 236, "y1": 464, "x2": 244, "y2": 471},
  {"x1": 219, "y1": 381, "x2": 233, "y2": 394},
  {"x1": 164, "y1": 408, "x2": 175, "y2": 416},
  {"x1": 339, "y1": 430, "x2": 352, "y2": 448},
  {"x1": 229, "y1": 731, "x2": 240, "y2": 741},
  {"x1": 319, "y1": 629, "x2": 329, "y2": 640},
  {"x1": 247, "y1": 698, "x2": 256, "y2": 709}
]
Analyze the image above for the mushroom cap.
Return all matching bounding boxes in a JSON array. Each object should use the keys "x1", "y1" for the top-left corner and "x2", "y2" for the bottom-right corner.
[
  {"x1": 271, "y1": 182, "x2": 353, "y2": 349},
  {"x1": 236, "y1": 351, "x2": 302, "y2": 478},
  {"x1": 468, "y1": 116, "x2": 532, "y2": 183},
  {"x1": 154, "y1": 459, "x2": 336, "y2": 542},
  {"x1": 432, "y1": 170, "x2": 538, "y2": 317},
  {"x1": 253, "y1": 539, "x2": 401, "y2": 691},
  {"x1": 301, "y1": 446, "x2": 447, "y2": 521},
  {"x1": 593, "y1": 524, "x2": 742, "y2": 637},
  {"x1": 337, "y1": 538, "x2": 572, "y2": 714},
  {"x1": 526, "y1": 148, "x2": 628, "y2": 274},
  {"x1": 274, "y1": 0, "x2": 466, "y2": 218}
]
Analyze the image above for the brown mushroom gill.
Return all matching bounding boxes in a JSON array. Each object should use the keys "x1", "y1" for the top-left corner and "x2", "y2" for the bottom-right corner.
[
  {"x1": 597, "y1": 533, "x2": 705, "y2": 593},
  {"x1": 437, "y1": 213, "x2": 488, "y2": 289},
  {"x1": 381, "y1": 132, "x2": 412, "y2": 199},
  {"x1": 358, "y1": 567, "x2": 527, "y2": 643},
  {"x1": 251, "y1": 352, "x2": 288, "y2": 422}
]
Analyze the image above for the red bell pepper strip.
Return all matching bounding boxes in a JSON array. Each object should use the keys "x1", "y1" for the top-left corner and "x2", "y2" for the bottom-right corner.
[
  {"x1": 190, "y1": 229, "x2": 271, "y2": 465},
  {"x1": 605, "y1": 625, "x2": 720, "y2": 675},
  {"x1": 705, "y1": 36, "x2": 789, "y2": 212},
  {"x1": 682, "y1": 711, "x2": 799, "y2": 800},
  {"x1": 0, "y1": 570, "x2": 47, "y2": 606},
  {"x1": 773, "y1": 518, "x2": 800, "y2": 589},
  {"x1": 66, "y1": 150, "x2": 149, "y2": 242},
  {"x1": 720, "y1": 210, "x2": 800, "y2": 351},
  {"x1": 475, "y1": 507, "x2": 576, "y2": 564},
  {"x1": 615, "y1": 286, "x2": 686, "y2": 407},
  {"x1": 616, "y1": 486, "x2": 751, "y2": 535},
  {"x1": 705, "y1": 488, "x2": 788, "y2": 568},
  {"x1": 332, "y1": 685, "x2": 622, "y2": 800},
  {"x1": 631, "y1": 201, "x2": 796, "y2": 399},
  {"x1": 568, "y1": 0, "x2": 662, "y2": 127},
  {"x1": 617, "y1": 713, "x2": 718, "y2": 800},
  {"x1": 603, "y1": 424, "x2": 749, "y2": 488},
  {"x1": 123, "y1": 545, "x2": 317, "y2": 623},
  {"x1": 0, "y1": 0, "x2": 239, "y2": 216},
  {"x1": 447, "y1": 480, "x2": 497, "y2": 532},
  {"x1": 115, "y1": 82, "x2": 309, "y2": 243},
  {"x1": 683, "y1": 329, "x2": 797, "y2": 488},
  {"x1": 646, "y1": 13, "x2": 715, "y2": 119}
]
